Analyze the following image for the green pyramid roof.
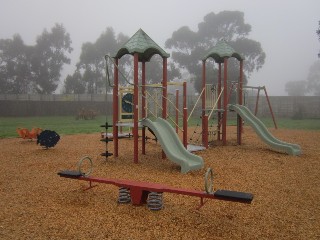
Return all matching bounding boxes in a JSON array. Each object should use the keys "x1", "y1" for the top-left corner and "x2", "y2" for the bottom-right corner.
[
  {"x1": 113, "y1": 28, "x2": 170, "y2": 62},
  {"x1": 202, "y1": 40, "x2": 243, "y2": 63}
]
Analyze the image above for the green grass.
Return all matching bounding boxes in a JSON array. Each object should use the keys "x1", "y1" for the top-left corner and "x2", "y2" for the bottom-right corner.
[
  {"x1": 0, "y1": 116, "x2": 110, "y2": 138},
  {"x1": 258, "y1": 117, "x2": 320, "y2": 130},
  {"x1": 1, "y1": 115, "x2": 319, "y2": 139}
]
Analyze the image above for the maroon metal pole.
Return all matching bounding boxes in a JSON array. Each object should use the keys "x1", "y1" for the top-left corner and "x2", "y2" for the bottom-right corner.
[
  {"x1": 183, "y1": 82, "x2": 187, "y2": 148},
  {"x1": 175, "y1": 89, "x2": 179, "y2": 134},
  {"x1": 183, "y1": 108, "x2": 188, "y2": 148},
  {"x1": 203, "y1": 115, "x2": 208, "y2": 148},
  {"x1": 255, "y1": 88, "x2": 260, "y2": 116},
  {"x1": 223, "y1": 58, "x2": 228, "y2": 145},
  {"x1": 162, "y1": 58, "x2": 168, "y2": 119},
  {"x1": 237, "y1": 60, "x2": 244, "y2": 145},
  {"x1": 202, "y1": 60, "x2": 207, "y2": 146},
  {"x1": 218, "y1": 63, "x2": 222, "y2": 141},
  {"x1": 142, "y1": 61, "x2": 146, "y2": 154},
  {"x1": 133, "y1": 53, "x2": 139, "y2": 163},
  {"x1": 264, "y1": 86, "x2": 278, "y2": 129},
  {"x1": 113, "y1": 58, "x2": 119, "y2": 157},
  {"x1": 162, "y1": 57, "x2": 168, "y2": 159}
]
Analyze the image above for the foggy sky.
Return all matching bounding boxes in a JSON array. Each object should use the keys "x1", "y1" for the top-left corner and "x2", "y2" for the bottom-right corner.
[{"x1": 1, "y1": 0, "x2": 319, "y2": 95}]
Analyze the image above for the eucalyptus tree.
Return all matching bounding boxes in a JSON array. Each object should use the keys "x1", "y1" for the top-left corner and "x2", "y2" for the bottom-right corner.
[
  {"x1": 0, "y1": 34, "x2": 32, "y2": 93},
  {"x1": 165, "y1": 11, "x2": 266, "y2": 92},
  {"x1": 30, "y1": 23, "x2": 73, "y2": 93},
  {"x1": 75, "y1": 27, "x2": 129, "y2": 93}
]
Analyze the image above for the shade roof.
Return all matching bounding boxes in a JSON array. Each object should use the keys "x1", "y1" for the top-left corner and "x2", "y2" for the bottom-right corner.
[
  {"x1": 202, "y1": 40, "x2": 243, "y2": 63},
  {"x1": 113, "y1": 28, "x2": 170, "y2": 62}
]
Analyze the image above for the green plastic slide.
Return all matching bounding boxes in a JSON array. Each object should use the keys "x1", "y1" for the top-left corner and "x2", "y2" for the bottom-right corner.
[
  {"x1": 141, "y1": 118, "x2": 204, "y2": 173},
  {"x1": 229, "y1": 104, "x2": 301, "y2": 156}
]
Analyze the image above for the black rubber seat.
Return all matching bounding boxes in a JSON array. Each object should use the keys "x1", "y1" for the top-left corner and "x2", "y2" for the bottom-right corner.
[
  {"x1": 214, "y1": 190, "x2": 253, "y2": 203},
  {"x1": 57, "y1": 170, "x2": 82, "y2": 178}
]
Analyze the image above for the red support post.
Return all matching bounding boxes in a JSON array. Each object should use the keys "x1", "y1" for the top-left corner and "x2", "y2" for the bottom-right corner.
[
  {"x1": 162, "y1": 57, "x2": 168, "y2": 159},
  {"x1": 175, "y1": 89, "x2": 179, "y2": 134},
  {"x1": 203, "y1": 115, "x2": 209, "y2": 148},
  {"x1": 142, "y1": 61, "x2": 146, "y2": 154},
  {"x1": 133, "y1": 53, "x2": 139, "y2": 163},
  {"x1": 202, "y1": 60, "x2": 207, "y2": 146},
  {"x1": 237, "y1": 60, "x2": 244, "y2": 145},
  {"x1": 183, "y1": 82, "x2": 187, "y2": 148},
  {"x1": 223, "y1": 58, "x2": 228, "y2": 145},
  {"x1": 263, "y1": 87, "x2": 278, "y2": 129},
  {"x1": 113, "y1": 58, "x2": 119, "y2": 157},
  {"x1": 183, "y1": 81, "x2": 187, "y2": 110},
  {"x1": 255, "y1": 88, "x2": 261, "y2": 116},
  {"x1": 183, "y1": 108, "x2": 188, "y2": 148},
  {"x1": 162, "y1": 58, "x2": 168, "y2": 119},
  {"x1": 217, "y1": 63, "x2": 222, "y2": 141},
  {"x1": 238, "y1": 60, "x2": 243, "y2": 106}
]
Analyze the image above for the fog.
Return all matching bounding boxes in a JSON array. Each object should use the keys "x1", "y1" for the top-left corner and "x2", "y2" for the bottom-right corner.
[{"x1": 1, "y1": 0, "x2": 319, "y2": 96}]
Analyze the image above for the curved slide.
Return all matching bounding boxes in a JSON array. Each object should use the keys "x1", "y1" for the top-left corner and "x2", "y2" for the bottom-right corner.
[
  {"x1": 141, "y1": 118, "x2": 204, "y2": 173},
  {"x1": 229, "y1": 104, "x2": 301, "y2": 156}
]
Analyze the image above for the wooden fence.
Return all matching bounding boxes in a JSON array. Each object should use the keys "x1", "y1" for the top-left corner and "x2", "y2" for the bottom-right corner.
[{"x1": 0, "y1": 94, "x2": 319, "y2": 118}]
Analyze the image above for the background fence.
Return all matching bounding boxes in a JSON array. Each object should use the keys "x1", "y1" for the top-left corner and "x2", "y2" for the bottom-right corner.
[{"x1": 0, "y1": 94, "x2": 319, "y2": 118}]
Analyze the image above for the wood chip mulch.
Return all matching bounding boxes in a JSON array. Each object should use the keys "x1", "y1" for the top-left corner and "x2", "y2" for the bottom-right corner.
[{"x1": 0, "y1": 126, "x2": 319, "y2": 239}]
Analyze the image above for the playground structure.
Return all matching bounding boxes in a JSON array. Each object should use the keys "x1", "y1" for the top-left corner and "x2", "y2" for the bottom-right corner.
[
  {"x1": 104, "y1": 29, "x2": 204, "y2": 173},
  {"x1": 197, "y1": 40, "x2": 301, "y2": 155},
  {"x1": 104, "y1": 29, "x2": 301, "y2": 170},
  {"x1": 58, "y1": 158, "x2": 253, "y2": 211}
]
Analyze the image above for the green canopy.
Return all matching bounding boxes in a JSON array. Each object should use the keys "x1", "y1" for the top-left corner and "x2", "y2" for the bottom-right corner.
[
  {"x1": 113, "y1": 28, "x2": 170, "y2": 62},
  {"x1": 202, "y1": 40, "x2": 243, "y2": 63}
]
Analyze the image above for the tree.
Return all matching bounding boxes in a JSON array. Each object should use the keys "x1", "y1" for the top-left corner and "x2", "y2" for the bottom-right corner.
[
  {"x1": 0, "y1": 34, "x2": 32, "y2": 93},
  {"x1": 64, "y1": 71, "x2": 85, "y2": 94},
  {"x1": 307, "y1": 60, "x2": 320, "y2": 95},
  {"x1": 285, "y1": 80, "x2": 307, "y2": 96},
  {"x1": 75, "y1": 27, "x2": 129, "y2": 94},
  {"x1": 30, "y1": 23, "x2": 72, "y2": 94},
  {"x1": 165, "y1": 11, "x2": 266, "y2": 93},
  {"x1": 144, "y1": 55, "x2": 181, "y2": 84}
]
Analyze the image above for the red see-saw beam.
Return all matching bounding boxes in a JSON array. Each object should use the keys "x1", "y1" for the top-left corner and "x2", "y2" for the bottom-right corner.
[{"x1": 58, "y1": 170, "x2": 253, "y2": 208}]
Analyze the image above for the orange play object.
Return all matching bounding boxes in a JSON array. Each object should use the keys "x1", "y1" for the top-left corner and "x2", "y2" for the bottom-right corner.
[{"x1": 16, "y1": 128, "x2": 43, "y2": 140}]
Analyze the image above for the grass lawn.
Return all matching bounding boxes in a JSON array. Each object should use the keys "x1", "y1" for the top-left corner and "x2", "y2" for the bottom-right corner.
[
  {"x1": 1, "y1": 115, "x2": 319, "y2": 138},
  {"x1": 0, "y1": 116, "x2": 109, "y2": 138}
]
